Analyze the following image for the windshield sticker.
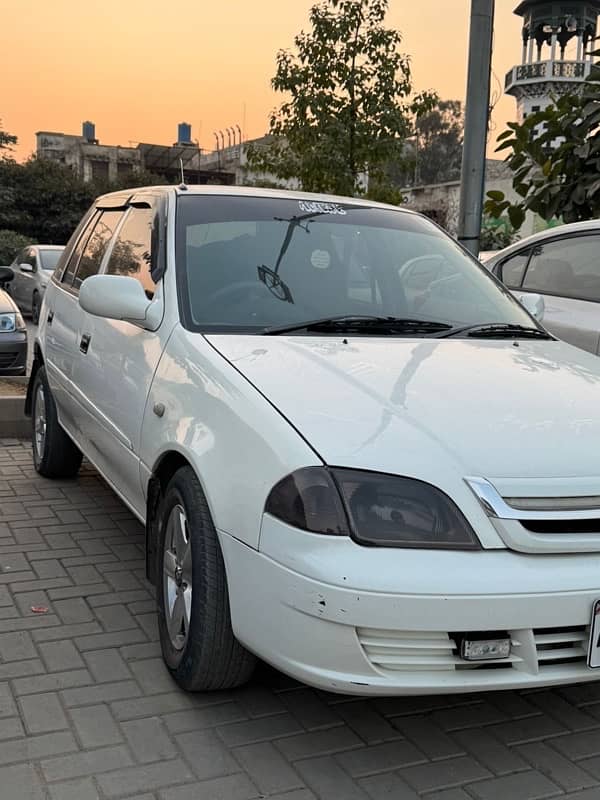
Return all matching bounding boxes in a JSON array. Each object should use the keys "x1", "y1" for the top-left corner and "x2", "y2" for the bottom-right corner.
[
  {"x1": 298, "y1": 201, "x2": 347, "y2": 216},
  {"x1": 310, "y1": 250, "x2": 331, "y2": 270}
]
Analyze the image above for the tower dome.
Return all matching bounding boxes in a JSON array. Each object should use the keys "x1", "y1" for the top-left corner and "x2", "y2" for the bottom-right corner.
[{"x1": 506, "y1": 0, "x2": 600, "y2": 122}]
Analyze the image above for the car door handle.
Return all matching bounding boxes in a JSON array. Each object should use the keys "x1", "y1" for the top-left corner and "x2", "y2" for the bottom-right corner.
[
  {"x1": 47, "y1": 310, "x2": 54, "y2": 325},
  {"x1": 79, "y1": 333, "x2": 91, "y2": 354}
]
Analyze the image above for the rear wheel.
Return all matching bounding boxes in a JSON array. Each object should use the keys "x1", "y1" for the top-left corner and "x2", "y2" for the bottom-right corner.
[
  {"x1": 32, "y1": 366, "x2": 82, "y2": 478},
  {"x1": 156, "y1": 466, "x2": 256, "y2": 691},
  {"x1": 31, "y1": 292, "x2": 40, "y2": 325}
]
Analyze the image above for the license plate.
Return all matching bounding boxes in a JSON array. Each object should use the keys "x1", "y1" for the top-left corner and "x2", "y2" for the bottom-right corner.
[{"x1": 588, "y1": 600, "x2": 600, "y2": 668}]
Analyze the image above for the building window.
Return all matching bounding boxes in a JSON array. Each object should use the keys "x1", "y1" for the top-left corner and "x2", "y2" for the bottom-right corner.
[{"x1": 91, "y1": 160, "x2": 109, "y2": 182}]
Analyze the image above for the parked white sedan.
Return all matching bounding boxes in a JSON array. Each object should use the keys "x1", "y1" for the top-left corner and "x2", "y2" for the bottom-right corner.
[
  {"x1": 486, "y1": 221, "x2": 600, "y2": 355},
  {"x1": 27, "y1": 186, "x2": 600, "y2": 695}
]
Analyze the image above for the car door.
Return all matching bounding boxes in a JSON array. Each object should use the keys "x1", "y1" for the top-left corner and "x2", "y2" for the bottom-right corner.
[
  {"x1": 517, "y1": 235, "x2": 600, "y2": 355},
  {"x1": 43, "y1": 208, "x2": 123, "y2": 438},
  {"x1": 72, "y1": 197, "x2": 167, "y2": 518},
  {"x1": 9, "y1": 248, "x2": 32, "y2": 309},
  {"x1": 21, "y1": 248, "x2": 39, "y2": 312}
]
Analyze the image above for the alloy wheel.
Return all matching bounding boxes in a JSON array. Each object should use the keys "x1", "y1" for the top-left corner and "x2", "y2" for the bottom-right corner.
[
  {"x1": 34, "y1": 384, "x2": 46, "y2": 461},
  {"x1": 162, "y1": 504, "x2": 193, "y2": 659}
]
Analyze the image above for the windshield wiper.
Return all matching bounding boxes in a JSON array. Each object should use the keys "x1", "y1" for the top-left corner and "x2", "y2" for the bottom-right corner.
[
  {"x1": 440, "y1": 323, "x2": 553, "y2": 340},
  {"x1": 264, "y1": 316, "x2": 453, "y2": 336}
]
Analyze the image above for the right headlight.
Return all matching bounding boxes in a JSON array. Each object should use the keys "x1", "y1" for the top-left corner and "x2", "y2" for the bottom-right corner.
[{"x1": 265, "y1": 467, "x2": 480, "y2": 550}]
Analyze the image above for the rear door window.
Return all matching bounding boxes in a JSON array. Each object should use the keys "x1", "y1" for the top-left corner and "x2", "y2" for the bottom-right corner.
[
  {"x1": 71, "y1": 210, "x2": 124, "y2": 291},
  {"x1": 105, "y1": 207, "x2": 156, "y2": 298},
  {"x1": 61, "y1": 211, "x2": 101, "y2": 286},
  {"x1": 522, "y1": 235, "x2": 600, "y2": 301}
]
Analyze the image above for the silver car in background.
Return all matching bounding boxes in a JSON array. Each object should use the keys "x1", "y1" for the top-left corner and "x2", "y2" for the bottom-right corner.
[
  {"x1": 7, "y1": 245, "x2": 64, "y2": 323},
  {"x1": 486, "y1": 221, "x2": 600, "y2": 355},
  {"x1": 0, "y1": 267, "x2": 27, "y2": 375}
]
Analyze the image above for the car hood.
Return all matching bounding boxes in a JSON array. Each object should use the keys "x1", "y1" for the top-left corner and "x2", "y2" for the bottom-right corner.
[
  {"x1": 0, "y1": 289, "x2": 17, "y2": 314},
  {"x1": 207, "y1": 335, "x2": 600, "y2": 487}
]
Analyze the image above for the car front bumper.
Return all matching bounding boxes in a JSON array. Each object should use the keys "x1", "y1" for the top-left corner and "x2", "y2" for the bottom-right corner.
[
  {"x1": 220, "y1": 517, "x2": 600, "y2": 695},
  {"x1": 0, "y1": 331, "x2": 27, "y2": 376}
]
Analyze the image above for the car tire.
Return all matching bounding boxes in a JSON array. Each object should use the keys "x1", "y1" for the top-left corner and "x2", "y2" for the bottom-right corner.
[
  {"x1": 32, "y1": 366, "x2": 83, "y2": 479},
  {"x1": 156, "y1": 465, "x2": 257, "y2": 691},
  {"x1": 31, "y1": 293, "x2": 40, "y2": 325}
]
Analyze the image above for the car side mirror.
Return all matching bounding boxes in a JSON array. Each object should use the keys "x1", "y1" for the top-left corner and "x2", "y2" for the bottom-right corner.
[
  {"x1": 19, "y1": 262, "x2": 34, "y2": 273},
  {"x1": 79, "y1": 274, "x2": 159, "y2": 328},
  {"x1": 518, "y1": 292, "x2": 545, "y2": 322},
  {"x1": 0, "y1": 266, "x2": 14, "y2": 283}
]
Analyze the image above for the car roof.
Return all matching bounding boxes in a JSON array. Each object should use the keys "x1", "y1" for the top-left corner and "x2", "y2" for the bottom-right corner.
[
  {"x1": 94, "y1": 184, "x2": 417, "y2": 216},
  {"x1": 486, "y1": 219, "x2": 600, "y2": 265},
  {"x1": 34, "y1": 245, "x2": 65, "y2": 250}
]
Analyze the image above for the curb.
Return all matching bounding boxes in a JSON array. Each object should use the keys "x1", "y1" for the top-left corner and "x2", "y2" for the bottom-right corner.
[{"x1": 0, "y1": 396, "x2": 30, "y2": 438}]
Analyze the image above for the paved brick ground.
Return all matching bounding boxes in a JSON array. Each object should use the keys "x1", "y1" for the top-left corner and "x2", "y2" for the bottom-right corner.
[{"x1": 3, "y1": 438, "x2": 600, "y2": 799}]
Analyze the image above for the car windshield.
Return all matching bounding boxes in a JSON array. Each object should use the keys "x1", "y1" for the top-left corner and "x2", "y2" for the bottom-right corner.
[
  {"x1": 175, "y1": 195, "x2": 535, "y2": 334},
  {"x1": 40, "y1": 250, "x2": 63, "y2": 271}
]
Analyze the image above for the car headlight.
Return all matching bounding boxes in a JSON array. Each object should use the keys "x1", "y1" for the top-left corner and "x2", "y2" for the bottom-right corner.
[
  {"x1": 0, "y1": 312, "x2": 26, "y2": 333},
  {"x1": 265, "y1": 467, "x2": 480, "y2": 549}
]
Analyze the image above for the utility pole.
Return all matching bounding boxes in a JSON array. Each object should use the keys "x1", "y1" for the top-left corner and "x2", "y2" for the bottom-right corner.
[{"x1": 458, "y1": 0, "x2": 495, "y2": 256}]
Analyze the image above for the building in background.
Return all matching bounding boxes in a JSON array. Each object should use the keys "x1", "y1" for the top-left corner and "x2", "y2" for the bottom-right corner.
[
  {"x1": 36, "y1": 122, "x2": 235, "y2": 185},
  {"x1": 404, "y1": 1, "x2": 600, "y2": 240},
  {"x1": 505, "y1": 0, "x2": 599, "y2": 123}
]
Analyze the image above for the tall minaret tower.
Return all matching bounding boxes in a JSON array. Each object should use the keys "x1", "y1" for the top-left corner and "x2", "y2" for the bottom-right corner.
[{"x1": 506, "y1": 1, "x2": 600, "y2": 122}]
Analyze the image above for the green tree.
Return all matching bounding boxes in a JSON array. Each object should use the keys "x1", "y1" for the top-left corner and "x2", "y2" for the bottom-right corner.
[
  {"x1": 247, "y1": 0, "x2": 436, "y2": 197},
  {"x1": 485, "y1": 62, "x2": 600, "y2": 228},
  {"x1": 0, "y1": 121, "x2": 17, "y2": 157},
  {"x1": 0, "y1": 157, "x2": 96, "y2": 243},
  {"x1": 413, "y1": 100, "x2": 463, "y2": 186},
  {"x1": 0, "y1": 230, "x2": 34, "y2": 265}
]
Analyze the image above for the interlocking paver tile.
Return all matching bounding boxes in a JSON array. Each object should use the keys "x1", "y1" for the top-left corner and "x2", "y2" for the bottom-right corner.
[
  {"x1": 19, "y1": 691, "x2": 69, "y2": 733},
  {"x1": 4, "y1": 438, "x2": 600, "y2": 799},
  {"x1": 233, "y1": 741, "x2": 305, "y2": 795},
  {"x1": 70, "y1": 704, "x2": 123, "y2": 747},
  {"x1": 122, "y1": 716, "x2": 178, "y2": 762}
]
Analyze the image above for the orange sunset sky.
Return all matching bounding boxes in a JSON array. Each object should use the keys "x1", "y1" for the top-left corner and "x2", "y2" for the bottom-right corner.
[{"x1": 3, "y1": 0, "x2": 522, "y2": 162}]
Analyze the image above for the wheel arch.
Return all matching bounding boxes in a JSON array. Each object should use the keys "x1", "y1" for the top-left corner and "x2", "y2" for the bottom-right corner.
[
  {"x1": 145, "y1": 449, "x2": 209, "y2": 584},
  {"x1": 25, "y1": 342, "x2": 45, "y2": 417}
]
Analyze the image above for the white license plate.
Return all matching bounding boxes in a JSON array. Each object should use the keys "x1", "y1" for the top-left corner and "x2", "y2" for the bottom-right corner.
[{"x1": 588, "y1": 600, "x2": 600, "y2": 668}]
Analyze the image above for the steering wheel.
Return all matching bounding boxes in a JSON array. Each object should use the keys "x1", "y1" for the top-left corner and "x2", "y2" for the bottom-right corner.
[{"x1": 206, "y1": 280, "x2": 269, "y2": 306}]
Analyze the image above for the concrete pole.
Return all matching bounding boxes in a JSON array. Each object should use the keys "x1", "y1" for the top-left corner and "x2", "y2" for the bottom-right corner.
[{"x1": 457, "y1": 0, "x2": 495, "y2": 257}]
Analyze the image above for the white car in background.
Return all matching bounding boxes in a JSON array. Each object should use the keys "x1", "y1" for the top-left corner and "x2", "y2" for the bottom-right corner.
[
  {"x1": 27, "y1": 186, "x2": 600, "y2": 695},
  {"x1": 486, "y1": 221, "x2": 600, "y2": 355},
  {"x1": 6, "y1": 244, "x2": 64, "y2": 323}
]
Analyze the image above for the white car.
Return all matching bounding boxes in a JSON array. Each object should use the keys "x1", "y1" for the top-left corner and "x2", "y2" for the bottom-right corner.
[
  {"x1": 486, "y1": 221, "x2": 600, "y2": 355},
  {"x1": 27, "y1": 186, "x2": 600, "y2": 695}
]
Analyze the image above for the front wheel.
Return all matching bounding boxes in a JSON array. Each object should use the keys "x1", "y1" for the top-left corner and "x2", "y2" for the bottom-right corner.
[
  {"x1": 156, "y1": 466, "x2": 256, "y2": 691},
  {"x1": 32, "y1": 366, "x2": 82, "y2": 478}
]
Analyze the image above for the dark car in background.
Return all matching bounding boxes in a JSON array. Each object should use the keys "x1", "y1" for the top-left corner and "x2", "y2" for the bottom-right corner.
[{"x1": 0, "y1": 267, "x2": 28, "y2": 375}]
